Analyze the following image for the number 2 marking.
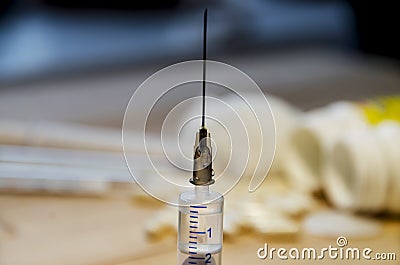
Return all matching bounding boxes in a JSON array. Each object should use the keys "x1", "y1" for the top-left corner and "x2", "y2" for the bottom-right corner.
[{"x1": 205, "y1": 253, "x2": 211, "y2": 263}]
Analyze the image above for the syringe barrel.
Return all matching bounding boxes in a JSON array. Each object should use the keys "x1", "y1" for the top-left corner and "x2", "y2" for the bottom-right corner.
[{"x1": 178, "y1": 186, "x2": 224, "y2": 265}]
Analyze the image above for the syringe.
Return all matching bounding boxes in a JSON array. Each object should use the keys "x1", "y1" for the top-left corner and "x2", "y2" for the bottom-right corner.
[
  {"x1": 178, "y1": 186, "x2": 223, "y2": 265},
  {"x1": 177, "y1": 9, "x2": 224, "y2": 265}
]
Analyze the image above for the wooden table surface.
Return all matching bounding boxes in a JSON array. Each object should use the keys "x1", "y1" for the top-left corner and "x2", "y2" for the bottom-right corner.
[{"x1": 0, "y1": 189, "x2": 399, "y2": 265}]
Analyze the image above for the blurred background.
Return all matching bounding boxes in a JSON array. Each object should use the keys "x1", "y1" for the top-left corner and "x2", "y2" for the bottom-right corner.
[
  {"x1": 0, "y1": 0, "x2": 398, "y2": 83},
  {"x1": 0, "y1": 1, "x2": 399, "y2": 265}
]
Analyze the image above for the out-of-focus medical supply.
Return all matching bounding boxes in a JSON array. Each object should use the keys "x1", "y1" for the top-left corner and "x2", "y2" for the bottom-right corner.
[
  {"x1": 0, "y1": 120, "x2": 164, "y2": 153},
  {"x1": 325, "y1": 121, "x2": 400, "y2": 214},
  {"x1": 146, "y1": 208, "x2": 178, "y2": 240},
  {"x1": 285, "y1": 96, "x2": 400, "y2": 214},
  {"x1": 0, "y1": 121, "x2": 170, "y2": 194},
  {"x1": 0, "y1": 145, "x2": 125, "y2": 169},
  {"x1": 376, "y1": 122, "x2": 400, "y2": 214},
  {"x1": 0, "y1": 145, "x2": 128, "y2": 194},
  {"x1": 0, "y1": 162, "x2": 111, "y2": 195},
  {"x1": 303, "y1": 210, "x2": 381, "y2": 238},
  {"x1": 284, "y1": 102, "x2": 367, "y2": 192},
  {"x1": 237, "y1": 199, "x2": 299, "y2": 237},
  {"x1": 0, "y1": 145, "x2": 168, "y2": 195},
  {"x1": 285, "y1": 96, "x2": 400, "y2": 196}
]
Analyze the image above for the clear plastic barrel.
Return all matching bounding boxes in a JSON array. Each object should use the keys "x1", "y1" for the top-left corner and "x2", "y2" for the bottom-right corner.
[{"x1": 178, "y1": 186, "x2": 224, "y2": 265}]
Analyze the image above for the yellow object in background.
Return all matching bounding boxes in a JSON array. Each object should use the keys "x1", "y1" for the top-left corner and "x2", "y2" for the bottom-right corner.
[{"x1": 360, "y1": 96, "x2": 400, "y2": 125}]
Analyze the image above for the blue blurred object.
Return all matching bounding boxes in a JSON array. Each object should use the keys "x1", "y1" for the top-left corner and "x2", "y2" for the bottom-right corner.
[{"x1": 0, "y1": 0, "x2": 354, "y2": 83}]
